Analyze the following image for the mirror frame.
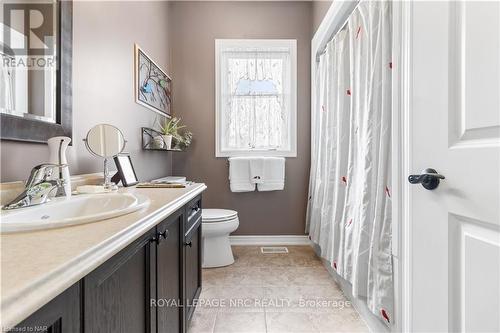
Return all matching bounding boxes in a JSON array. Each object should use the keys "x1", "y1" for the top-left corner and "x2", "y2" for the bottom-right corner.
[{"x1": 0, "y1": 0, "x2": 73, "y2": 144}]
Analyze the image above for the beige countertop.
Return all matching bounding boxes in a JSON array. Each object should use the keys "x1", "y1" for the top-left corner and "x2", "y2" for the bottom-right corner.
[{"x1": 0, "y1": 183, "x2": 207, "y2": 330}]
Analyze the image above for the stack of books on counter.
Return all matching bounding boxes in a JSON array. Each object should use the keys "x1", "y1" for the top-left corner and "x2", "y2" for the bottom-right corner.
[{"x1": 137, "y1": 176, "x2": 192, "y2": 188}]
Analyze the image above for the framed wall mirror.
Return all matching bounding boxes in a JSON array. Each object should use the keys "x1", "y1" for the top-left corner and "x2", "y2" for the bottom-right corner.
[{"x1": 0, "y1": 0, "x2": 72, "y2": 143}]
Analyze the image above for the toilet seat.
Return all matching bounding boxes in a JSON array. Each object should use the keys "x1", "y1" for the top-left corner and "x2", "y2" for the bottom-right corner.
[{"x1": 202, "y1": 209, "x2": 238, "y2": 223}]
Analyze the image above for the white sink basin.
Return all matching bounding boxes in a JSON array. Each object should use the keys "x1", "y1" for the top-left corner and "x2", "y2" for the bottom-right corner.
[{"x1": 0, "y1": 193, "x2": 150, "y2": 233}]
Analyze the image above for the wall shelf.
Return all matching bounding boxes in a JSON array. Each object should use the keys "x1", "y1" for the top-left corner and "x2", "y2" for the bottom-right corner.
[{"x1": 141, "y1": 127, "x2": 184, "y2": 152}]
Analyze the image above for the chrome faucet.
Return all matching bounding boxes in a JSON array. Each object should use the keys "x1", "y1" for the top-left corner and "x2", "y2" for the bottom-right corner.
[{"x1": 2, "y1": 164, "x2": 69, "y2": 210}]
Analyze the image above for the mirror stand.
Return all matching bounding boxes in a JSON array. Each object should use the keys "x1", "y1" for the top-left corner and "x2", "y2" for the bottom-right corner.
[{"x1": 84, "y1": 124, "x2": 127, "y2": 192}]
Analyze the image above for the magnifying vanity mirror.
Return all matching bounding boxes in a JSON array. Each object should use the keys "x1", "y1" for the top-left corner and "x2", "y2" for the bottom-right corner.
[{"x1": 84, "y1": 124, "x2": 126, "y2": 190}]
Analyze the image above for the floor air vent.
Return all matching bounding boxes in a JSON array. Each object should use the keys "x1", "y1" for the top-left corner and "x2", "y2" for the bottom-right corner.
[{"x1": 260, "y1": 246, "x2": 289, "y2": 254}]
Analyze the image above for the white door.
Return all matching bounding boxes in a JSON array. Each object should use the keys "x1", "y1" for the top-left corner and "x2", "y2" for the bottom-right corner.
[{"x1": 408, "y1": 1, "x2": 500, "y2": 332}]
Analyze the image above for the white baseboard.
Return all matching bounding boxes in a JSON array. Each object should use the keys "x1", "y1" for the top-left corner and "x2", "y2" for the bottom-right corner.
[{"x1": 229, "y1": 235, "x2": 311, "y2": 246}]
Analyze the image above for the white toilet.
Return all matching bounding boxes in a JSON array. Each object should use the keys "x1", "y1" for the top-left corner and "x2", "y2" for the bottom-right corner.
[{"x1": 202, "y1": 209, "x2": 239, "y2": 268}]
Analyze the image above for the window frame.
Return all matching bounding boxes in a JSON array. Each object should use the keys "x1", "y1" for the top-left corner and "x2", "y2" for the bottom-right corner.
[{"x1": 215, "y1": 39, "x2": 297, "y2": 157}]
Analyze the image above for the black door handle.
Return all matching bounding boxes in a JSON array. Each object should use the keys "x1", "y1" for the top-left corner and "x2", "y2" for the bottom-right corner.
[
  {"x1": 408, "y1": 168, "x2": 445, "y2": 190},
  {"x1": 159, "y1": 230, "x2": 169, "y2": 240},
  {"x1": 185, "y1": 241, "x2": 192, "y2": 247}
]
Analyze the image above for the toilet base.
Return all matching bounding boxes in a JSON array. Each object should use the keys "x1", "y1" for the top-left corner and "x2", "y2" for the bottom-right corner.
[{"x1": 202, "y1": 234, "x2": 234, "y2": 268}]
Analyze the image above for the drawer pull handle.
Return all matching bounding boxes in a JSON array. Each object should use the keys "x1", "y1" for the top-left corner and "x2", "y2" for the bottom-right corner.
[
  {"x1": 189, "y1": 206, "x2": 201, "y2": 220},
  {"x1": 185, "y1": 241, "x2": 192, "y2": 247}
]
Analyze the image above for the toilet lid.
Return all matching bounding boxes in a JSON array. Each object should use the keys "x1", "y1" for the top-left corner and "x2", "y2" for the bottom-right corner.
[{"x1": 202, "y1": 209, "x2": 238, "y2": 223}]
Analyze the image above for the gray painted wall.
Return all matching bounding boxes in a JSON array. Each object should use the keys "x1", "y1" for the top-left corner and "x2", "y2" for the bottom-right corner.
[
  {"x1": 170, "y1": 1, "x2": 312, "y2": 235},
  {"x1": 312, "y1": 1, "x2": 333, "y2": 34},
  {"x1": 0, "y1": 1, "x2": 173, "y2": 182},
  {"x1": 0, "y1": 1, "x2": 331, "y2": 237}
]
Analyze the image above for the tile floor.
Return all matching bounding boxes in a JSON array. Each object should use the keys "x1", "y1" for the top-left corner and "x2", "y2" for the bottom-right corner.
[{"x1": 188, "y1": 246, "x2": 369, "y2": 333}]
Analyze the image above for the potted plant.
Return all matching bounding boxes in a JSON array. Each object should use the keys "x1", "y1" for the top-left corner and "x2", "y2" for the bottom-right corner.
[
  {"x1": 173, "y1": 129, "x2": 193, "y2": 150},
  {"x1": 157, "y1": 117, "x2": 185, "y2": 149}
]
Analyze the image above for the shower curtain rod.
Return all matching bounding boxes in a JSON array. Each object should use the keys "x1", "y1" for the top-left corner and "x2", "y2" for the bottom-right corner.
[{"x1": 315, "y1": 0, "x2": 361, "y2": 61}]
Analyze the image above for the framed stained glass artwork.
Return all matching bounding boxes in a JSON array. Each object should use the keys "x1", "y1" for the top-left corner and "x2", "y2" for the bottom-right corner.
[{"x1": 134, "y1": 44, "x2": 172, "y2": 117}]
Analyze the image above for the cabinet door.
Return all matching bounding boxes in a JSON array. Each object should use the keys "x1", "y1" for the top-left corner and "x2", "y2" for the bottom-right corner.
[
  {"x1": 156, "y1": 210, "x2": 183, "y2": 333},
  {"x1": 14, "y1": 283, "x2": 80, "y2": 333},
  {"x1": 84, "y1": 229, "x2": 156, "y2": 333},
  {"x1": 184, "y1": 214, "x2": 202, "y2": 323}
]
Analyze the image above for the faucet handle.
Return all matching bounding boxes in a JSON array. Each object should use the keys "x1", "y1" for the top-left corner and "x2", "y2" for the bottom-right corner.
[{"x1": 25, "y1": 163, "x2": 68, "y2": 189}]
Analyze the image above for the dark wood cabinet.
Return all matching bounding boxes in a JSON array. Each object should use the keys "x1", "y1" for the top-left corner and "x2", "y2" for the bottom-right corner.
[
  {"x1": 13, "y1": 194, "x2": 203, "y2": 333},
  {"x1": 14, "y1": 283, "x2": 81, "y2": 333},
  {"x1": 184, "y1": 223, "x2": 202, "y2": 322},
  {"x1": 156, "y1": 210, "x2": 183, "y2": 333},
  {"x1": 83, "y1": 228, "x2": 156, "y2": 333},
  {"x1": 183, "y1": 199, "x2": 202, "y2": 323}
]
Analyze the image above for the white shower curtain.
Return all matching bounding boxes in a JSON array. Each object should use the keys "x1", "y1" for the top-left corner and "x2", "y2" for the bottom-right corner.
[{"x1": 306, "y1": 1, "x2": 393, "y2": 325}]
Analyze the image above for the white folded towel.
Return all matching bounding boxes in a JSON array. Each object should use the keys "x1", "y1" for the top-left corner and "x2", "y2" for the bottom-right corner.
[
  {"x1": 228, "y1": 157, "x2": 255, "y2": 192},
  {"x1": 257, "y1": 157, "x2": 285, "y2": 191},
  {"x1": 249, "y1": 157, "x2": 265, "y2": 184}
]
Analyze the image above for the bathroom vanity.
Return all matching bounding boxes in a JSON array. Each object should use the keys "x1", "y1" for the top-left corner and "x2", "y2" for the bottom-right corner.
[{"x1": 0, "y1": 183, "x2": 206, "y2": 333}]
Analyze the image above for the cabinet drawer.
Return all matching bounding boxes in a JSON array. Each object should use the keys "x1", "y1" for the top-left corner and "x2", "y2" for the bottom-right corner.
[{"x1": 185, "y1": 196, "x2": 202, "y2": 233}]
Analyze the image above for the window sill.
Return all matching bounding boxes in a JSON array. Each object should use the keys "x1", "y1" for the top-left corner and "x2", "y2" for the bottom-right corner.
[{"x1": 216, "y1": 150, "x2": 297, "y2": 158}]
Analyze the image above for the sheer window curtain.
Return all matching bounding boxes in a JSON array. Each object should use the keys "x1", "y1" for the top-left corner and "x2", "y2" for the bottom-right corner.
[
  {"x1": 221, "y1": 49, "x2": 290, "y2": 151},
  {"x1": 306, "y1": 1, "x2": 393, "y2": 325}
]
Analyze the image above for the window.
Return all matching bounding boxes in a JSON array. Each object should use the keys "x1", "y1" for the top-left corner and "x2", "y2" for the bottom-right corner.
[{"x1": 215, "y1": 39, "x2": 297, "y2": 157}]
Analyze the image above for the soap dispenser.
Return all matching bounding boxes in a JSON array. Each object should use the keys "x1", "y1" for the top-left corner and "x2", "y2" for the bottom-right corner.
[{"x1": 47, "y1": 136, "x2": 72, "y2": 197}]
